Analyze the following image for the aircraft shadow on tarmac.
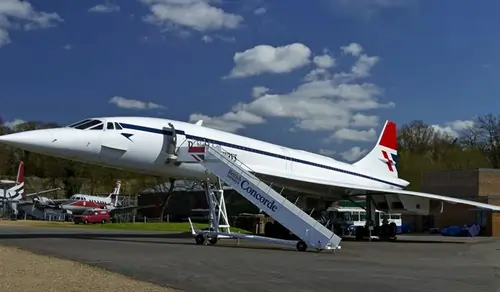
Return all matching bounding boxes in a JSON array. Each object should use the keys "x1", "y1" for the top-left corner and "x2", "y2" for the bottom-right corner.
[
  {"x1": 0, "y1": 232, "x2": 192, "y2": 241},
  {"x1": 0, "y1": 231, "x2": 315, "y2": 253}
]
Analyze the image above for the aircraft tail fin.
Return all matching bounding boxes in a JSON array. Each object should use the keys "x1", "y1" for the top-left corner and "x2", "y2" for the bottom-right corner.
[
  {"x1": 6, "y1": 161, "x2": 25, "y2": 200},
  {"x1": 353, "y1": 120, "x2": 399, "y2": 178},
  {"x1": 16, "y1": 161, "x2": 24, "y2": 184}
]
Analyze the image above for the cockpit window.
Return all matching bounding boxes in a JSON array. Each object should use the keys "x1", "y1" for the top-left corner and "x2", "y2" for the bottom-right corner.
[
  {"x1": 74, "y1": 119, "x2": 102, "y2": 130},
  {"x1": 114, "y1": 122, "x2": 123, "y2": 130},
  {"x1": 89, "y1": 123, "x2": 103, "y2": 130},
  {"x1": 67, "y1": 119, "x2": 91, "y2": 128},
  {"x1": 107, "y1": 122, "x2": 114, "y2": 130}
]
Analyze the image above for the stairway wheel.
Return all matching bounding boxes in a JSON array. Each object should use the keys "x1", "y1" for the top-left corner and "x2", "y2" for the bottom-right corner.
[{"x1": 296, "y1": 240, "x2": 307, "y2": 252}]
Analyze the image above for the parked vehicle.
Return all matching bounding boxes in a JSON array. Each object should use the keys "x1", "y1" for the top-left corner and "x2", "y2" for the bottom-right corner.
[{"x1": 74, "y1": 209, "x2": 110, "y2": 224}]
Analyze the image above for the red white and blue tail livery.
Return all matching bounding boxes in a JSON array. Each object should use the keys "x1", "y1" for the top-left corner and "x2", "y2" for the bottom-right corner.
[{"x1": 354, "y1": 120, "x2": 399, "y2": 178}]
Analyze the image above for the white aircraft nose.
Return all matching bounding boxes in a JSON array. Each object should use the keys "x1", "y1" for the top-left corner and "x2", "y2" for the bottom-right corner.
[{"x1": 0, "y1": 130, "x2": 54, "y2": 152}]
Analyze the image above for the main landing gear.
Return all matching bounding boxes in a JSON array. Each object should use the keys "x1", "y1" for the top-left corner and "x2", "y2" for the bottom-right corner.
[{"x1": 353, "y1": 195, "x2": 398, "y2": 242}]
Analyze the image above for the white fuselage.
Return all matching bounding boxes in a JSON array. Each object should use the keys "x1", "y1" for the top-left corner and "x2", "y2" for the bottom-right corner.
[
  {"x1": 0, "y1": 117, "x2": 407, "y2": 198},
  {"x1": 69, "y1": 194, "x2": 113, "y2": 205}
]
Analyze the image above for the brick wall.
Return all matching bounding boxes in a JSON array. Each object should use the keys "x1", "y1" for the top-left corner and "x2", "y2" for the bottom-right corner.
[
  {"x1": 419, "y1": 169, "x2": 500, "y2": 236},
  {"x1": 422, "y1": 169, "x2": 478, "y2": 199},
  {"x1": 420, "y1": 169, "x2": 478, "y2": 233},
  {"x1": 487, "y1": 198, "x2": 500, "y2": 236},
  {"x1": 478, "y1": 170, "x2": 500, "y2": 197}
]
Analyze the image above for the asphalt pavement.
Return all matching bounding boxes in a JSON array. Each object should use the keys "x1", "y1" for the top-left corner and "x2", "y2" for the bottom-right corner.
[{"x1": 0, "y1": 225, "x2": 498, "y2": 292}]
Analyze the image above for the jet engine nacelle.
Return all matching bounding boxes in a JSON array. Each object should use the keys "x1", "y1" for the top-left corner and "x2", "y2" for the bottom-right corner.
[
  {"x1": 428, "y1": 200, "x2": 444, "y2": 215},
  {"x1": 395, "y1": 197, "x2": 444, "y2": 216}
]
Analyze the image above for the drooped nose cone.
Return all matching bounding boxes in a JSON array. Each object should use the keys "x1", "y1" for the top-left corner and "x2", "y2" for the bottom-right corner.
[{"x1": 0, "y1": 130, "x2": 55, "y2": 153}]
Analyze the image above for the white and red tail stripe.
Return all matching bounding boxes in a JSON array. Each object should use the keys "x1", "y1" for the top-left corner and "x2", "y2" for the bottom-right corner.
[
  {"x1": 353, "y1": 120, "x2": 399, "y2": 178},
  {"x1": 6, "y1": 161, "x2": 25, "y2": 200},
  {"x1": 16, "y1": 161, "x2": 24, "y2": 184}
]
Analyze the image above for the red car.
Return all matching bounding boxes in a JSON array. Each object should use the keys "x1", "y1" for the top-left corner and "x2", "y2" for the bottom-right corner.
[{"x1": 74, "y1": 209, "x2": 111, "y2": 224}]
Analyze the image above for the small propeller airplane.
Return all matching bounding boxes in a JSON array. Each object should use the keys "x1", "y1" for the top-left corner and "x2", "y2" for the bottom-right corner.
[
  {"x1": 34, "y1": 180, "x2": 122, "y2": 215},
  {"x1": 0, "y1": 116, "x2": 498, "y2": 219}
]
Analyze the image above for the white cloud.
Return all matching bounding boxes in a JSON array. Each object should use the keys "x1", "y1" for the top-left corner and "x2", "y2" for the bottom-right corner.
[
  {"x1": 189, "y1": 42, "x2": 394, "y2": 141},
  {"x1": 139, "y1": 0, "x2": 243, "y2": 33},
  {"x1": 109, "y1": 96, "x2": 165, "y2": 110},
  {"x1": 341, "y1": 42, "x2": 363, "y2": 57},
  {"x1": 313, "y1": 54, "x2": 335, "y2": 69},
  {"x1": 330, "y1": 128, "x2": 377, "y2": 142},
  {"x1": 201, "y1": 34, "x2": 235, "y2": 43},
  {"x1": 253, "y1": 7, "x2": 266, "y2": 15},
  {"x1": 4, "y1": 118, "x2": 26, "y2": 129},
  {"x1": 88, "y1": 3, "x2": 121, "y2": 13},
  {"x1": 189, "y1": 111, "x2": 265, "y2": 133},
  {"x1": 0, "y1": 0, "x2": 63, "y2": 47},
  {"x1": 340, "y1": 146, "x2": 368, "y2": 161},
  {"x1": 319, "y1": 149, "x2": 336, "y2": 157},
  {"x1": 350, "y1": 113, "x2": 379, "y2": 128},
  {"x1": 251, "y1": 86, "x2": 269, "y2": 98},
  {"x1": 201, "y1": 35, "x2": 213, "y2": 42},
  {"x1": 431, "y1": 120, "x2": 474, "y2": 138},
  {"x1": 226, "y1": 43, "x2": 312, "y2": 78},
  {"x1": 328, "y1": 0, "x2": 415, "y2": 19}
]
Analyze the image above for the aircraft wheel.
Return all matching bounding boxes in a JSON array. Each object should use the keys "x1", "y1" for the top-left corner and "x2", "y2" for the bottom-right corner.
[
  {"x1": 355, "y1": 226, "x2": 364, "y2": 241},
  {"x1": 195, "y1": 234, "x2": 205, "y2": 245},
  {"x1": 389, "y1": 222, "x2": 397, "y2": 236},
  {"x1": 389, "y1": 222, "x2": 397, "y2": 241},
  {"x1": 208, "y1": 237, "x2": 218, "y2": 245},
  {"x1": 296, "y1": 240, "x2": 307, "y2": 252}
]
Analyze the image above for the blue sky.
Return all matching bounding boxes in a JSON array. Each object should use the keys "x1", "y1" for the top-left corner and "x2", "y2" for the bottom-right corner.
[{"x1": 1, "y1": 0, "x2": 499, "y2": 162}]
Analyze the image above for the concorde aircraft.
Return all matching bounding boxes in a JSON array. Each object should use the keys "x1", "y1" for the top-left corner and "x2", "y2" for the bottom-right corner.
[{"x1": 0, "y1": 117, "x2": 499, "y2": 217}]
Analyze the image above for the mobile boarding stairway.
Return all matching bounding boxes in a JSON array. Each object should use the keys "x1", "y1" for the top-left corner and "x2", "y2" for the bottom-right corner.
[{"x1": 178, "y1": 144, "x2": 342, "y2": 252}]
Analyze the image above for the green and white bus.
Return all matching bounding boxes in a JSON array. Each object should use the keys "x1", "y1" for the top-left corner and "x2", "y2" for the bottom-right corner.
[{"x1": 326, "y1": 205, "x2": 403, "y2": 234}]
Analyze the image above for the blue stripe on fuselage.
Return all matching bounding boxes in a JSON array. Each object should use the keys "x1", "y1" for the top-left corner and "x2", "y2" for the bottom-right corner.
[{"x1": 120, "y1": 123, "x2": 405, "y2": 188}]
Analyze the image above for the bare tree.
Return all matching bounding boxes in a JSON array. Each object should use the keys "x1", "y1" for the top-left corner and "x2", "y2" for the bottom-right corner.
[
  {"x1": 397, "y1": 120, "x2": 436, "y2": 154},
  {"x1": 462, "y1": 114, "x2": 500, "y2": 168}
]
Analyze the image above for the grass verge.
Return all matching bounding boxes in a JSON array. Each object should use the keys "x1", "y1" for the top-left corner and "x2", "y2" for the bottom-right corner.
[{"x1": 0, "y1": 220, "x2": 251, "y2": 234}]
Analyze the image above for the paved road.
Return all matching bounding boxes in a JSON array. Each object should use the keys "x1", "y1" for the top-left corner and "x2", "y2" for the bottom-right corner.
[{"x1": 0, "y1": 225, "x2": 498, "y2": 292}]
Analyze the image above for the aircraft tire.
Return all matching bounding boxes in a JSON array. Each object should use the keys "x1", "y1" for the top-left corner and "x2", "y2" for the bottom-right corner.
[
  {"x1": 195, "y1": 234, "x2": 205, "y2": 245},
  {"x1": 296, "y1": 240, "x2": 307, "y2": 252},
  {"x1": 389, "y1": 222, "x2": 397, "y2": 240},
  {"x1": 208, "y1": 237, "x2": 218, "y2": 245},
  {"x1": 355, "y1": 226, "x2": 364, "y2": 241}
]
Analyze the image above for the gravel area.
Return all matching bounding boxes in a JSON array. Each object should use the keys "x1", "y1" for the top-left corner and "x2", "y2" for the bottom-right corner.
[{"x1": 0, "y1": 244, "x2": 178, "y2": 292}]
